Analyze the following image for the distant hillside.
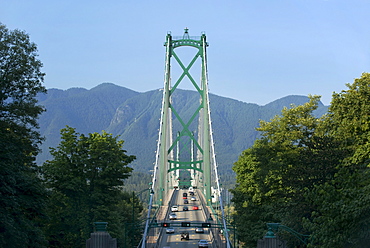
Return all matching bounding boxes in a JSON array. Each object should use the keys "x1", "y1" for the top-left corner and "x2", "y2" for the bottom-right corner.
[{"x1": 36, "y1": 83, "x2": 328, "y2": 178}]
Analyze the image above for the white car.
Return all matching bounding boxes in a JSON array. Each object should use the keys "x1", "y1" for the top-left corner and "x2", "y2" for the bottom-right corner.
[
  {"x1": 171, "y1": 205, "x2": 178, "y2": 212},
  {"x1": 169, "y1": 213, "x2": 177, "y2": 220},
  {"x1": 166, "y1": 227, "x2": 175, "y2": 234},
  {"x1": 198, "y1": 239, "x2": 209, "y2": 247},
  {"x1": 191, "y1": 197, "x2": 196, "y2": 201}
]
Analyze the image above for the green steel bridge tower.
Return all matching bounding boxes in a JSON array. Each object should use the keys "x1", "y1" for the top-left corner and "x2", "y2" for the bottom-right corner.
[
  {"x1": 158, "y1": 28, "x2": 212, "y2": 205},
  {"x1": 142, "y1": 29, "x2": 232, "y2": 248}
]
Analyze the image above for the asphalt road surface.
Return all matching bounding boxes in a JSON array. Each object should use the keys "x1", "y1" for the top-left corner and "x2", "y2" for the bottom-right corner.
[{"x1": 158, "y1": 189, "x2": 213, "y2": 248}]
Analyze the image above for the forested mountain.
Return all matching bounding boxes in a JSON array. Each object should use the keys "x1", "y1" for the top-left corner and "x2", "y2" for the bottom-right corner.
[{"x1": 37, "y1": 83, "x2": 328, "y2": 179}]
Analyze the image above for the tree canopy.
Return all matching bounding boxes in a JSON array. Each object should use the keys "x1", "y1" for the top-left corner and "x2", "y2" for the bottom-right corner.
[
  {"x1": 0, "y1": 23, "x2": 47, "y2": 247},
  {"x1": 42, "y1": 126, "x2": 136, "y2": 247},
  {"x1": 232, "y1": 77, "x2": 370, "y2": 248},
  {"x1": 302, "y1": 73, "x2": 370, "y2": 247},
  {"x1": 232, "y1": 96, "x2": 341, "y2": 247}
]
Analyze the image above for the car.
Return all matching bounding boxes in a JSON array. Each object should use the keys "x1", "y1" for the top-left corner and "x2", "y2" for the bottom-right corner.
[
  {"x1": 191, "y1": 196, "x2": 196, "y2": 201},
  {"x1": 166, "y1": 227, "x2": 175, "y2": 234},
  {"x1": 184, "y1": 199, "x2": 189, "y2": 204},
  {"x1": 198, "y1": 239, "x2": 209, "y2": 247},
  {"x1": 183, "y1": 192, "x2": 188, "y2": 197},
  {"x1": 183, "y1": 196, "x2": 187, "y2": 199},
  {"x1": 192, "y1": 205, "x2": 199, "y2": 210},
  {"x1": 183, "y1": 206, "x2": 189, "y2": 211},
  {"x1": 195, "y1": 227, "x2": 204, "y2": 233},
  {"x1": 169, "y1": 213, "x2": 177, "y2": 220},
  {"x1": 189, "y1": 192, "x2": 195, "y2": 196},
  {"x1": 171, "y1": 205, "x2": 178, "y2": 212}
]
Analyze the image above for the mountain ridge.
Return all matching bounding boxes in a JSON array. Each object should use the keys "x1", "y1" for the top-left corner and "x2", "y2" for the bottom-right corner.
[{"x1": 37, "y1": 83, "x2": 328, "y2": 177}]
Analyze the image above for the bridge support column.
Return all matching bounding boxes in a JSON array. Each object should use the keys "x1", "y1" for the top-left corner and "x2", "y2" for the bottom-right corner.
[
  {"x1": 158, "y1": 33, "x2": 172, "y2": 206},
  {"x1": 201, "y1": 33, "x2": 212, "y2": 205}
]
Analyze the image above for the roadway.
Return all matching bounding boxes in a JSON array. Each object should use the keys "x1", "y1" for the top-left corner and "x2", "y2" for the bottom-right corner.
[{"x1": 158, "y1": 189, "x2": 214, "y2": 248}]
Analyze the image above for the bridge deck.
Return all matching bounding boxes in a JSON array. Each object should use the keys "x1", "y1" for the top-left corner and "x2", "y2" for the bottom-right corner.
[{"x1": 146, "y1": 189, "x2": 228, "y2": 248}]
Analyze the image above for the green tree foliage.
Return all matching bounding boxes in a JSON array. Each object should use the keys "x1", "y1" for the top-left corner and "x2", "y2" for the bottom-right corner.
[
  {"x1": 121, "y1": 171, "x2": 153, "y2": 207},
  {"x1": 303, "y1": 73, "x2": 370, "y2": 247},
  {"x1": 232, "y1": 96, "x2": 343, "y2": 247},
  {"x1": 303, "y1": 170, "x2": 370, "y2": 248},
  {"x1": 0, "y1": 23, "x2": 47, "y2": 247},
  {"x1": 329, "y1": 73, "x2": 370, "y2": 162},
  {"x1": 42, "y1": 126, "x2": 136, "y2": 247},
  {"x1": 233, "y1": 73, "x2": 370, "y2": 247}
]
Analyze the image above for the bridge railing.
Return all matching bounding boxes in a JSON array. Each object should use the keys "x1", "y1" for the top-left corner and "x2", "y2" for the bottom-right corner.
[
  {"x1": 140, "y1": 189, "x2": 177, "y2": 248},
  {"x1": 198, "y1": 190, "x2": 231, "y2": 248}
]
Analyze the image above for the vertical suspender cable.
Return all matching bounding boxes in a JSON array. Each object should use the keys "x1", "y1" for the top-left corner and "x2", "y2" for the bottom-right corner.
[{"x1": 202, "y1": 34, "x2": 232, "y2": 248}]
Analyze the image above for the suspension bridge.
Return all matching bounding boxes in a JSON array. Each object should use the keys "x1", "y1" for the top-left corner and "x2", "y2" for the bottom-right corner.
[{"x1": 136, "y1": 28, "x2": 233, "y2": 248}]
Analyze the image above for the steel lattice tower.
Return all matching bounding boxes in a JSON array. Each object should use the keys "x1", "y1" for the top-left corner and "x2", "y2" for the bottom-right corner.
[{"x1": 157, "y1": 28, "x2": 212, "y2": 205}]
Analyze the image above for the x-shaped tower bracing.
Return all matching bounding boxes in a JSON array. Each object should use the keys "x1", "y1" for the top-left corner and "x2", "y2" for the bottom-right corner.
[{"x1": 155, "y1": 28, "x2": 213, "y2": 205}]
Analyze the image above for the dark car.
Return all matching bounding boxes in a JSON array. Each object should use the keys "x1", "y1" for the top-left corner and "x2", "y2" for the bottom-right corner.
[
  {"x1": 184, "y1": 199, "x2": 189, "y2": 204},
  {"x1": 183, "y1": 206, "x2": 189, "y2": 211}
]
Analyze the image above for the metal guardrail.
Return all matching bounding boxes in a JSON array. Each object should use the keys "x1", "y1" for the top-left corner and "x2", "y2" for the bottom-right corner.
[
  {"x1": 198, "y1": 190, "x2": 224, "y2": 248},
  {"x1": 139, "y1": 189, "x2": 177, "y2": 248},
  {"x1": 153, "y1": 189, "x2": 178, "y2": 248}
]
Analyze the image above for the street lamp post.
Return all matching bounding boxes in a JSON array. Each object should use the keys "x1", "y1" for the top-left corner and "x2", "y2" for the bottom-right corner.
[
  {"x1": 264, "y1": 223, "x2": 309, "y2": 245},
  {"x1": 126, "y1": 184, "x2": 153, "y2": 247},
  {"x1": 132, "y1": 183, "x2": 153, "y2": 222}
]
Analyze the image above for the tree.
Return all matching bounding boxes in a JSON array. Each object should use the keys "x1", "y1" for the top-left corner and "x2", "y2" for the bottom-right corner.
[
  {"x1": 329, "y1": 73, "x2": 370, "y2": 165},
  {"x1": 303, "y1": 169, "x2": 370, "y2": 248},
  {"x1": 303, "y1": 73, "x2": 370, "y2": 247},
  {"x1": 232, "y1": 96, "x2": 342, "y2": 247},
  {"x1": 233, "y1": 74, "x2": 370, "y2": 247},
  {"x1": 42, "y1": 126, "x2": 136, "y2": 247},
  {"x1": 0, "y1": 23, "x2": 47, "y2": 247}
]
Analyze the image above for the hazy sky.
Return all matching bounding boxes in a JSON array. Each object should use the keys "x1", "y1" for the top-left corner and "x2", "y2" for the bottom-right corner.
[{"x1": 1, "y1": 0, "x2": 370, "y2": 105}]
